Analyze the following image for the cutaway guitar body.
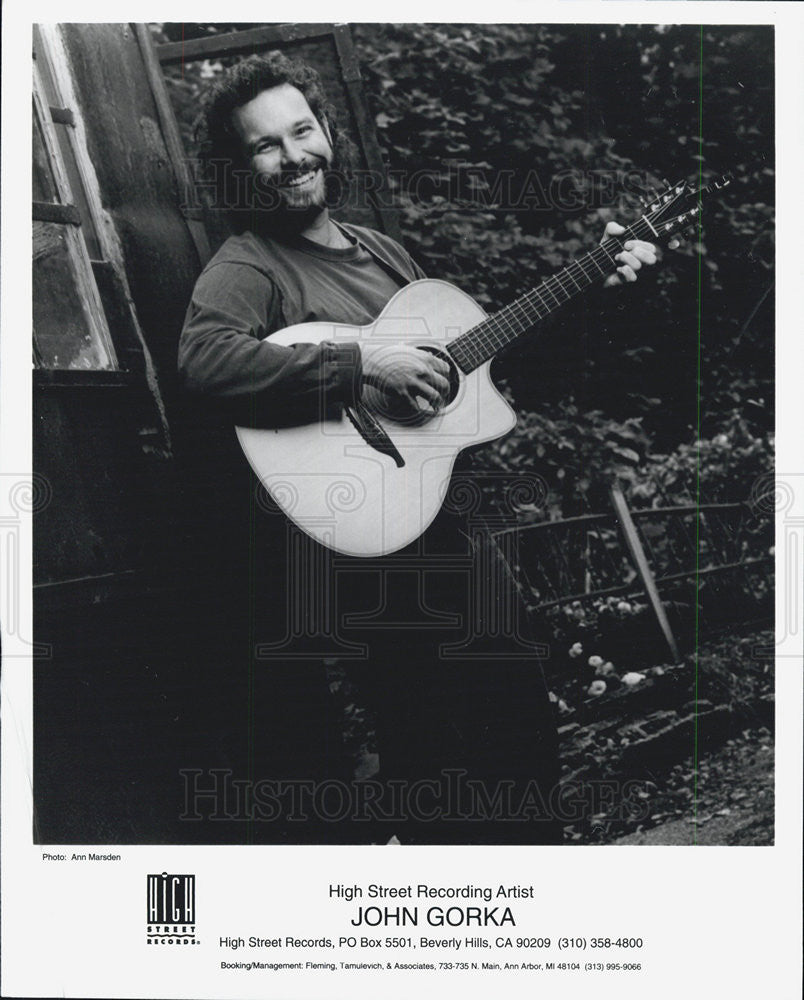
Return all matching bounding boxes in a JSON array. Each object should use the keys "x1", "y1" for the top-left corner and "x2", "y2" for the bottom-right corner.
[
  {"x1": 236, "y1": 279, "x2": 516, "y2": 557},
  {"x1": 236, "y1": 176, "x2": 731, "y2": 556}
]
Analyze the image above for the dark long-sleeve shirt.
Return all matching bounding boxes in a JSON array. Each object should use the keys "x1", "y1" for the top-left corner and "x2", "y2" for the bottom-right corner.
[{"x1": 178, "y1": 222, "x2": 426, "y2": 426}]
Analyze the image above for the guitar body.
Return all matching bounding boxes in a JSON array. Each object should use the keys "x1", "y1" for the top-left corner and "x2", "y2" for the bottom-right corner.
[{"x1": 236, "y1": 279, "x2": 517, "y2": 557}]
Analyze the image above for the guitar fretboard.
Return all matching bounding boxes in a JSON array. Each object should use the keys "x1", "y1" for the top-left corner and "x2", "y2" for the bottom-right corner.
[{"x1": 446, "y1": 219, "x2": 655, "y2": 373}]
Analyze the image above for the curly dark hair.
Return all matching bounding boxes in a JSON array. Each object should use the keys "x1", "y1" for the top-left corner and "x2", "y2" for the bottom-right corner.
[{"x1": 195, "y1": 51, "x2": 356, "y2": 222}]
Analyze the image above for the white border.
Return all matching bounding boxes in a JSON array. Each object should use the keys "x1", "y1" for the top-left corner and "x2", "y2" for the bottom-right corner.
[{"x1": 3, "y1": 4, "x2": 802, "y2": 998}]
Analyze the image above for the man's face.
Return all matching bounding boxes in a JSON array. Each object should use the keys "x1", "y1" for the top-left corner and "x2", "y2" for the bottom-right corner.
[{"x1": 231, "y1": 83, "x2": 333, "y2": 217}]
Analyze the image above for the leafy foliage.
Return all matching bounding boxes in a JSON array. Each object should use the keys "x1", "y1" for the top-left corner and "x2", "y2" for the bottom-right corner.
[
  {"x1": 354, "y1": 23, "x2": 774, "y2": 459},
  {"x1": 154, "y1": 22, "x2": 774, "y2": 512},
  {"x1": 635, "y1": 409, "x2": 773, "y2": 506},
  {"x1": 481, "y1": 397, "x2": 652, "y2": 515}
]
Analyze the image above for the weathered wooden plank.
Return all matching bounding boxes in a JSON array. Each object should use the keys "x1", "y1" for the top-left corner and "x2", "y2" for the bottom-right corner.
[
  {"x1": 495, "y1": 512, "x2": 613, "y2": 539},
  {"x1": 333, "y1": 24, "x2": 404, "y2": 243},
  {"x1": 134, "y1": 23, "x2": 211, "y2": 268},
  {"x1": 33, "y1": 368, "x2": 139, "y2": 388},
  {"x1": 59, "y1": 23, "x2": 202, "y2": 381},
  {"x1": 610, "y1": 484, "x2": 681, "y2": 663},
  {"x1": 33, "y1": 201, "x2": 81, "y2": 226},
  {"x1": 630, "y1": 502, "x2": 745, "y2": 518},
  {"x1": 155, "y1": 22, "x2": 333, "y2": 64},
  {"x1": 526, "y1": 556, "x2": 774, "y2": 614}
]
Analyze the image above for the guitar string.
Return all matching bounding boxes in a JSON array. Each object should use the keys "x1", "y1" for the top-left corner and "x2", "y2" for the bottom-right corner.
[
  {"x1": 450, "y1": 220, "x2": 656, "y2": 370},
  {"x1": 453, "y1": 245, "x2": 615, "y2": 369},
  {"x1": 451, "y1": 191, "x2": 705, "y2": 367},
  {"x1": 451, "y1": 250, "x2": 605, "y2": 369},
  {"x1": 478, "y1": 232, "x2": 633, "y2": 342}
]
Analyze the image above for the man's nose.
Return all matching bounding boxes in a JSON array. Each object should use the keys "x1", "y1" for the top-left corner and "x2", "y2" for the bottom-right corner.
[{"x1": 281, "y1": 138, "x2": 304, "y2": 168}]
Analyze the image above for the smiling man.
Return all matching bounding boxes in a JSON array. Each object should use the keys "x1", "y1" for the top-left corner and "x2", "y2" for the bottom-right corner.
[
  {"x1": 180, "y1": 53, "x2": 457, "y2": 427},
  {"x1": 178, "y1": 51, "x2": 658, "y2": 845}
]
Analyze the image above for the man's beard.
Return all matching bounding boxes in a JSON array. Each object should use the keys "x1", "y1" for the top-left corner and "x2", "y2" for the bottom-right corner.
[{"x1": 250, "y1": 159, "x2": 339, "y2": 234}]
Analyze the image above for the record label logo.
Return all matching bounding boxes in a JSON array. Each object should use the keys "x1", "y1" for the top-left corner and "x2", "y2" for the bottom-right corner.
[{"x1": 147, "y1": 872, "x2": 199, "y2": 945}]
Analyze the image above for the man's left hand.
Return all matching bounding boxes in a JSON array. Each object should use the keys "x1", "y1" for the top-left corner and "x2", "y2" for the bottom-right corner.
[{"x1": 601, "y1": 221, "x2": 658, "y2": 286}]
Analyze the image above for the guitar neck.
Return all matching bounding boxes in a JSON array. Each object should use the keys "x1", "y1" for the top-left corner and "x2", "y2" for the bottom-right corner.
[{"x1": 446, "y1": 218, "x2": 656, "y2": 373}]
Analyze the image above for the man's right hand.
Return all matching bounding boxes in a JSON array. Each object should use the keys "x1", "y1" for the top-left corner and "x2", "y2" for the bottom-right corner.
[{"x1": 360, "y1": 343, "x2": 451, "y2": 417}]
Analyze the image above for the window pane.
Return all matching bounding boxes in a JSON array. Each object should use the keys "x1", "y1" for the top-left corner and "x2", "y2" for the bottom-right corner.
[
  {"x1": 33, "y1": 103, "x2": 60, "y2": 203},
  {"x1": 33, "y1": 221, "x2": 114, "y2": 370}
]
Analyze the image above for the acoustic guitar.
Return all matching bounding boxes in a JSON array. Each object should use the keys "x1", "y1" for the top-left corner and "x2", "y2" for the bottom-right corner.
[{"x1": 237, "y1": 176, "x2": 730, "y2": 557}]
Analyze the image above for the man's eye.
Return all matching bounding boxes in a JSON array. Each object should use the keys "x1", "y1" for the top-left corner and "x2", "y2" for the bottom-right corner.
[{"x1": 255, "y1": 142, "x2": 277, "y2": 154}]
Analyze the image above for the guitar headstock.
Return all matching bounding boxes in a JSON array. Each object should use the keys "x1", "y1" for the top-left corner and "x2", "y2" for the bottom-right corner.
[{"x1": 638, "y1": 173, "x2": 732, "y2": 243}]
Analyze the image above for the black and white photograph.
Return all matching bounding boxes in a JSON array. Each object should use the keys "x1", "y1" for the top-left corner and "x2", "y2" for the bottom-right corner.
[
  {"x1": 30, "y1": 18, "x2": 776, "y2": 845},
  {"x1": 3, "y1": 4, "x2": 802, "y2": 998}
]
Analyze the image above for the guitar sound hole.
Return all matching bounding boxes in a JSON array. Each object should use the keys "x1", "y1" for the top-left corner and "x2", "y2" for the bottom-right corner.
[
  {"x1": 362, "y1": 345, "x2": 462, "y2": 426},
  {"x1": 417, "y1": 345, "x2": 461, "y2": 407}
]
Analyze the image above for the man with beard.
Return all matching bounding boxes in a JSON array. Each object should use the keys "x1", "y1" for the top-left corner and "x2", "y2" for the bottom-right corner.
[
  {"x1": 178, "y1": 51, "x2": 657, "y2": 844},
  {"x1": 180, "y1": 66, "x2": 459, "y2": 427}
]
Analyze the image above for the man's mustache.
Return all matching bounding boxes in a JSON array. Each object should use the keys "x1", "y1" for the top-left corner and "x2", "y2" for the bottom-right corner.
[
  {"x1": 244, "y1": 158, "x2": 350, "y2": 217},
  {"x1": 257, "y1": 157, "x2": 330, "y2": 189}
]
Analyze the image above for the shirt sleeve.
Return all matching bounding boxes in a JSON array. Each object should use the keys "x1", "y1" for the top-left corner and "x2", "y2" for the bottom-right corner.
[{"x1": 178, "y1": 260, "x2": 362, "y2": 427}]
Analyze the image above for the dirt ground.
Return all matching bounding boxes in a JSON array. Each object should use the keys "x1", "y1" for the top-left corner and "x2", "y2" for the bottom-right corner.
[{"x1": 614, "y1": 727, "x2": 774, "y2": 846}]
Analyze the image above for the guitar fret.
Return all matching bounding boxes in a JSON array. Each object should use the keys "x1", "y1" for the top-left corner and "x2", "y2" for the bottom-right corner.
[
  {"x1": 543, "y1": 281, "x2": 563, "y2": 307},
  {"x1": 506, "y1": 305, "x2": 526, "y2": 328},
  {"x1": 575, "y1": 256, "x2": 596, "y2": 281},
  {"x1": 482, "y1": 323, "x2": 505, "y2": 350},
  {"x1": 572, "y1": 261, "x2": 594, "y2": 285},
  {"x1": 510, "y1": 297, "x2": 541, "y2": 326},
  {"x1": 550, "y1": 274, "x2": 572, "y2": 299},
  {"x1": 588, "y1": 253, "x2": 607, "y2": 275},
  {"x1": 598, "y1": 241, "x2": 619, "y2": 268},
  {"x1": 497, "y1": 307, "x2": 525, "y2": 338},
  {"x1": 492, "y1": 316, "x2": 512, "y2": 341},
  {"x1": 530, "y1": 288, "x2": 552, "y2": 314}
]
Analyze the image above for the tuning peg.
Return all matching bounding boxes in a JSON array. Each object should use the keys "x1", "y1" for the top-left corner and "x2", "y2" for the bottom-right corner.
[{"x1": 641, "y1": 189, "x2": 657, "y2": 211}]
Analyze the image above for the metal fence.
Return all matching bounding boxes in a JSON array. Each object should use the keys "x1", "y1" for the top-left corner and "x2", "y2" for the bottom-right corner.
[{"x1": 495, "y1": 483, "x2": 773, "y2": 661}]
